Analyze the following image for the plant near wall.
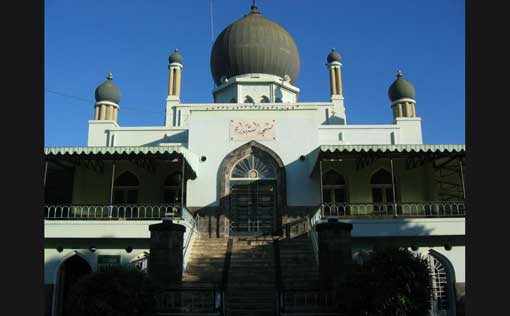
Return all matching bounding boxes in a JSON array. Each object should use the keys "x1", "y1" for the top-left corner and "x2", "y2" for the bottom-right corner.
[
  {"x1": 64, "y1": 267, "x2": 156, "y2": 316},
  {"x1": 338, "y1": 247, "x2": 432, "y2": 316}
]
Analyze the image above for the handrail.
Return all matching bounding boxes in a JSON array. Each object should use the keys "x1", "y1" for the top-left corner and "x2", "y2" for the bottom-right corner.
[
  {"x1": 154, "y1": 286, "x2": 223, "y2": 316},
  {"x1": 183, "y1": 208, "x2": 200, "y2": 271},
  {"x1": 308, "y1": 208, "x2": 322, "y2": 264},
  {"x1": 283, "y1": 217, "x2": 309, "y2": 238},
  {"x1": 44, "y1": 203, "x2": 182, "y2": 220},
  {"x1": 277, "y1": 288, "x2": 341, "y2": 316}
]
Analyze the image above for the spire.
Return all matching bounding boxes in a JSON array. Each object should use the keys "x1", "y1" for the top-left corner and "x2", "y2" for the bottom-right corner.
[
  {"x1": 107, "y1": 72, "x2": 113, "y2": 80},
  {"x1": 250, "y1": 0, "x2": 260, "y2": 14}
]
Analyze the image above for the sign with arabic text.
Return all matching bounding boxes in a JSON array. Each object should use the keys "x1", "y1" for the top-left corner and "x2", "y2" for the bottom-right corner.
[{"x1": 230, "y1": 119, "x2": 276, "y2": 141}]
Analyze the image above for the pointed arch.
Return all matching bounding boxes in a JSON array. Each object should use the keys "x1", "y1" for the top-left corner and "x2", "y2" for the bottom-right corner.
[
  {"x1": 113, "y1": 171, "x2": 139, "y2": 203},
  {"x1": 218, "y1": 141, "x2": 286, "y2": 235},
  {"x1": 163, "y1": 172, "x2": 184, "y2": 204},
  {"x1": 428, "y1": 250, "x2": 457, "y2": 316},
  {"x1": 244, "y1": 95, "x2": 254, "y2": 103},
  {"x1": 322, "y1": 169, "x2": 348, "y2": 204},
  {"x1": 370, "y1": 168, "x2": 399, "y2": 203},
  {"x1": 52, "y1": 251, "x2": 93, "y2": 316},
  {"x1": 114, "y1": 171, "x2": 139, "y2": 186}
]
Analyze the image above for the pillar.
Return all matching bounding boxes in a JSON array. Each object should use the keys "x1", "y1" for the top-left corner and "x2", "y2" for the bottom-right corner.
[
  {"x1": 316, "y1": 218, "x2": 353, "y2": 289},
  {"x1": 329, "y1": 67, "x2": 337, "y2": 95},
  {"x1": 148, "y1": 219, "x2": 186, "y2": 288},
  {"x1": 175, "y1": 68, "x2": 182, "y2": 96}
]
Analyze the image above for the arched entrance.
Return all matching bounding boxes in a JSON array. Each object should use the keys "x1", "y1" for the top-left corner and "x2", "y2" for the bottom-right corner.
[
  {"x1": 427, "y1": 250, "x2": 457, "y2": 316},
  {"x1": 53, "y1": 253, "x2": 92, "y2": 316},
  {"x1": 219, "y1": 141, "x2": 286, "y2": 236}
]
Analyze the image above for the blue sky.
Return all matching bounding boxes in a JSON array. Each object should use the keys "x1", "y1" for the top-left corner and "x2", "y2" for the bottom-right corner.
[{"x1": 44, "y1": 0, "x2": 465, "y2": 146}]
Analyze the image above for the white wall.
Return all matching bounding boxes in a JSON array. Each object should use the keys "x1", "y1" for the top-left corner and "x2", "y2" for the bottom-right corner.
[
  {"x1": 318, "y1": 125, "x2": 401, "y2": 145},
  {"x1": 186, "y1": 108, "x2": 322, "y2": 207}
]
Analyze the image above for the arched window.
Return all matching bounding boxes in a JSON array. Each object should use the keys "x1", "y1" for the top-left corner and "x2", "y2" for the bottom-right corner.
[
  {"x1": 370, "y1": 169, "x2": 398, "y2": 214},
  {"x1": 370, "y1": 169, "x2": 397, "y2": 203},
  {"x1": 260, "y1": 95, "x2": 270, "y2": 103},
  {"x1": 163, "y1": 172, "x2": 184, "y2": 204},
  {"x1": 322, "y1": 170, "x2": 347, "y2": 204},
  {"x1": 244, "y1": 96, "x2": 254, "y2": 103},
  {"x1": 427, "y1": 251, "x2": 456, "y2": 316},
  {"x1": 113, "y1": 171, "x2": 139, "y2": 204},
  {"x1": 231, "y1": 154, "x2": 276, "y2": 180}
]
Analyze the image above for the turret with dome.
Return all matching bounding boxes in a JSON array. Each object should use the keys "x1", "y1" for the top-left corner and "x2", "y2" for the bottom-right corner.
[
  {"x1": 388, "y1": 69, "x2": 418, "y2": 119},
  {"x1": 93, "y1": 72, "x2": 121, "y2": 123}
]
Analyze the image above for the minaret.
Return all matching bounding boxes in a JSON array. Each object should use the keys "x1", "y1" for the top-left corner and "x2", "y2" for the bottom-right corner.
[
  {"x1": 94, "y1": 72, "x2": 121, "y2": 123},
  {"x1": 168, "y1": 49, "x2": 183, "y2": 98},
  {"x1": 326, "y1": 48, "x2": 346, "y2": 124},
  {"x1": 388, "y1": 69, "x2": 417, "y2": 120},
  {"x1": 327, "y1": 48, "x2": 343, "y2": 97}
]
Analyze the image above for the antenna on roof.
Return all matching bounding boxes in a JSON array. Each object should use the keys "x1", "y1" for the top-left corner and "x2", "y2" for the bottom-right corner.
[
  {"x1": 210, "y1": 0, "x2": 214, "y2": 45},
  {"x1": 210, "y1": 0, "x2": 215, "y2": 90}
]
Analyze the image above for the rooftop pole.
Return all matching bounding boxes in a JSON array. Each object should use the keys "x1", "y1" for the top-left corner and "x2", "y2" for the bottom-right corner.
[
  {"x1": 109, "y1": 160, "x2": 116, "y2": 217},
  {"x1": 390, "y1": 158, "x2": 397, "y2": 217},
  {"x1": 181, "y1": 155, "x2": 185, "y2": 215},
  {"x1": 43, "y1": 161, "x2": 48, "y2": 189},
  {"x1": 459, "y1": 158, "x2": 466, "y2": 200},
  {"x1": 319, "y1": 159, "x2": 324, "y2": 216}
]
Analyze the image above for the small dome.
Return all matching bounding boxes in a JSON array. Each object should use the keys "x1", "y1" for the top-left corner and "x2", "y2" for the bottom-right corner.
[
  {"x1": 95, "y1": 72, "x2": 121, "y2": 104},
  {"x1": 388, "y1": 69, "x2": 415, "y2": 102},
  {"x1": 210, "y1": 2, "x2": 300, "y2": 85},
  {"x1": 169, "y1": 48, "x2": 183, "y2": 65},
  {"x1": 327, "y1": 48, "x2": 341, "y2": 63}
]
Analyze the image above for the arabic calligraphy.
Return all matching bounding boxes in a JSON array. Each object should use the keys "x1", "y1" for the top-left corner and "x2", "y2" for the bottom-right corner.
[{"x1": 230, "y1": 119, "x2": 276, "y2": 141}]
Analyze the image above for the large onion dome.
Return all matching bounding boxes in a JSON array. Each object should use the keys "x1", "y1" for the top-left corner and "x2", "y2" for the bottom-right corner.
[
  {"x1": 210, "y1": 2, "x2": 300, "y2": 85},
  {"x1": 388, "y1": 69, "x2": 415, "y2": 102},
  {"x1": 95, "y1": 72, "x2": 121, "y2": 104}
]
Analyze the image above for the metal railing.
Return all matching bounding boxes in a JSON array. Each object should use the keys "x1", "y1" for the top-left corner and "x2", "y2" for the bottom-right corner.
[
  {"x1": 154, "y1": 287, "x2": 223, "y2": 316},
  {"x1": 183, "y1": 208, "x2": 200, "y2": 271},
  {"x1": 308, "y1": 208, "x2": 322, "y2": 264},
  {"x1": 229, "y1": 219, "x2": 273, "y2": 234},
  {"x1": 283, "y1": 218, "x2": 309, "y2": 238},
  {"x1": 277, "y1": 288, "x2": 341, "y2": 316},
  {"x1": 44, "y1": 204, "x2": 181, "y2": 220},
  {"x1": 321, "y1": 201, "x2": 465, "y2": 218}
]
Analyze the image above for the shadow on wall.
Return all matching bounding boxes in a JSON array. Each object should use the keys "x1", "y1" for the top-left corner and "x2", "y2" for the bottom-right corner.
[
  {"x1": 143, "y1": 130, "x2": 189, "y2": 147},
  {"x1": 321, "y1": 115, "x2": 345, "y2": 125}
]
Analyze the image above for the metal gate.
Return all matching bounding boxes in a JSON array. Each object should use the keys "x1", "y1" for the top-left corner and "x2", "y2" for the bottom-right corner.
[{"x1": 230, "y1": 180, "x2": 276, "y2": 235}]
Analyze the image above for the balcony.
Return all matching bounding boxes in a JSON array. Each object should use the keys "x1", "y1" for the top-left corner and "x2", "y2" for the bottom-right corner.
[
  {"x1": 321, "y1": 201, "x2": 465, "y2": 218},
  {"x1": 44, "y1": 204, "x2": 182, "y2": 220},
  {"x1": 44, "y1": 204, "x2": 199, "y2": 242}
]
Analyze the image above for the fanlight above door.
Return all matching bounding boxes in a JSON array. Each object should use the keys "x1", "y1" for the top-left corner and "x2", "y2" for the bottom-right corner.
[{"x1": 231, "y1": 154, "x2": 277, "y2": 180}]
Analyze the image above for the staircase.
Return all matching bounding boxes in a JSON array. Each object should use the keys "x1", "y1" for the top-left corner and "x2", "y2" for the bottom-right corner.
[
  {"x1": 279, "y1": 234, "x2": 320, "y2": 288},
  {"x1": 182, "y1": 237, "x2": 229, "y2": 286},
  {"x1": 182, "y1": 232, "x2": 320, "y2": 315},
  {"x1": 225, "y1": 236, "x2": 276, "y2": 316}
]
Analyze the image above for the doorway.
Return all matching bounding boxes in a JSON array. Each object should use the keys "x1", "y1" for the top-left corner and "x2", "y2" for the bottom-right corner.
[{"x1": 230, "y1": 180, "x2": 276, "y2": 234}]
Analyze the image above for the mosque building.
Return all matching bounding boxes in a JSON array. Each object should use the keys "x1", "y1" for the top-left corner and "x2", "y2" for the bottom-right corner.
[{"x1": 44, "y1": 2, "x2": 465, "y2": 316}]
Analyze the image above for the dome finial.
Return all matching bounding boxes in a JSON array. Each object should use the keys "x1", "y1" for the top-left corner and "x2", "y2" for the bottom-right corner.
[
  {"x1": 107, "y1": 72, "x2": 113, "y2": 80},
  {"x1": 396, "y1": 69, "x2": 403, "y2": 78},
  {"x1": 250, "y1": 0, "x2": 260, "y2": 14}
]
